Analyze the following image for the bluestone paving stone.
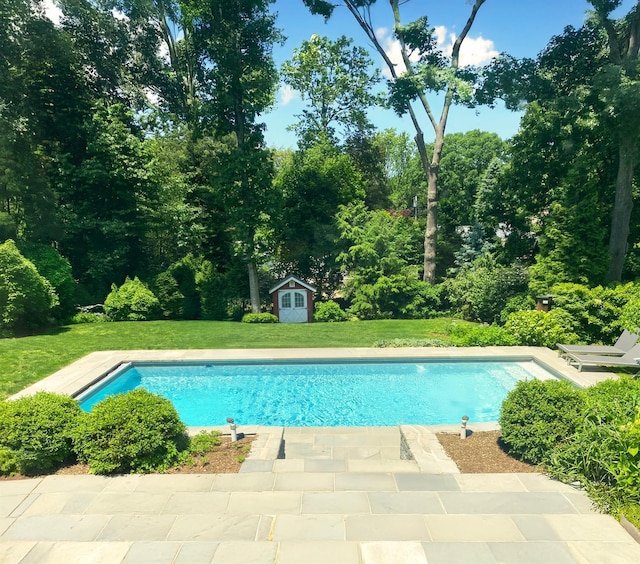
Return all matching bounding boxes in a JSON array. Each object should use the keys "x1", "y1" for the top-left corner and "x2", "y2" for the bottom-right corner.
[
  {"x1": 512, "y1": 515, "x2": 562, "y2": 541},
  {"x1": 454, "y1": 473, "x2": 529, "y2": 492},
  {"x1": 394, "y1": 473, "x2": 460, "y2": 491},
  {"x1": 488, "y1": 541, "x2": 578, "y2": 564},
  {"x1": 0, "y1": 496, "x2": 29, "y2": 518},
  {"x1": 347, "y1": 459, "x2": 419, "y2": 473},
  {"x1": 173, "y1": 541, "x2": 220, "y2": 564},
  {"x1": 568, "y1": 540, "x2": 640, "y2": 563},
  {"x1": 226, "y1": 492, "x2": 301, "y2": 515},
  {"x1": 20, "y1": 492, "x2": 95, "y2": 516},
  {"x1": 131, "y1": 474, "x2": 215, "y2": 493},
  {"x1": 335, "y1": 472, "x2": 396, "y2": 491},
  {"x1": 0, "y1": 480, "x2": 39, "y2": 496},
  {"x1": 211, "y1": 473, "x2": 275, "y2": 492},
  {"x1": 0, "y1": 514, "x2": 111, "y2": 542},
  {"x1": 273, "y1": 472, "x2": 334, "y2": 492},
  {"x1": 102, "y1": 475, "x2": 143, "y2": 493},
  {"x1": 240, "y1": 460, "x2": 275, "y2": 473},
  {"x1": 270, "y1": 514, "x2": 345, "y2": 541},
  {"x1": 516, "y1": 473, "x2": 580, "y2": 492},
  {"x1": 276, "y1": 540, "x2": 361, "y2": 564},
  {"x1": 438, "y1": 491, "x2": 578, "y2": 514},
  {"x1": 0, "y1": 540, "x2": 35, "y2": 564},
  {"x1": 272, "y1": 459, "x2": 304, "y2": 473},
  {"x1": 18, "y1": 541, "x2": 130, "y2": 564},
  {"x1": 33, "y1": 475, "x2": 108, "y2": 493},
  {"x1": 304, "y1": 459, "x2": 346, "y2": 473},
  {"x1": 0, "y1": 517, "x2": 13, "y2": 536},
  {"x1": 345, "y1": 515, "x2": 431, "y2": 541},
  {"x1": 367, "y1": 492, "x2": 444, "y2": 514},
  {"x1": 85, "y1": 492, "x2": 171, "y2": 514},
  {"x1": 544, "y1": 514, "x2": 635, "y2": 542},
  {"x1": 425, "y1": 515, "x2": 525, "y2": 542},
  {"x1": 121, "y1": 541, "x2": 181, "y2": 563},
  {"x1": 301, "y1": 492, "x2": 370, "y2": 514},
  {"x1": 360, "y1": 541, "x2": 428, "y2": 564},
  {"x1": 421, "y1": 541, "x2": 497, "y2": 564},
  {"x1": 96, "y1": 514, "x2": 176, "y2": 541},
  {"x1": 563, "y1": 492, "x2": 597, "y2": 514},
  {"x1": 161, "y1": 492, "x2": 230, "y2": 515},
  {"x1": 167, "y1": 514, "x2": 260, "y2": 541},
  {"x1": 210, "y1": 541, "x2": 277, "y2": 564}
]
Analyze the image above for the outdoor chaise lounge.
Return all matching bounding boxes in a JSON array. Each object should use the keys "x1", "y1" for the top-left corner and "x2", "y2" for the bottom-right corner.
[
  {"x1": 557, "y1": 329, "x2": 639, "y2": 359},
  {"x1": 566, "y1": 343, "x2": 640, "y2": 372}
]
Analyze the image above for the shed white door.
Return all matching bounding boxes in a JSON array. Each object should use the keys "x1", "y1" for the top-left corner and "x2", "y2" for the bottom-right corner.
[{"x1": 278, "y1": 290, "x2": 308, "y2": 323}]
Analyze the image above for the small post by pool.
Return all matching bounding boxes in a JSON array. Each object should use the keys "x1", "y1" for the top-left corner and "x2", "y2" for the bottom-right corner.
[
  {"x1": 461, "y1": 415, "x2": 469, "y2": 439},
  {"x1": 227, "y1": 417, "x2": 238, "y2": 442}
]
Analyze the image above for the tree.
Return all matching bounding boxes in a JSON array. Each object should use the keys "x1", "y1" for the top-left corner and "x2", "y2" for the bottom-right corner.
[
  {"x1": 484, "y1": 1, "x2": 640, "y2": 282},
  {"x1": 303, "y1": 0, "x2": 488, "y2": 283},
  {"x1": 281, "y1": 34, "x2": 381, "y2": 146}
]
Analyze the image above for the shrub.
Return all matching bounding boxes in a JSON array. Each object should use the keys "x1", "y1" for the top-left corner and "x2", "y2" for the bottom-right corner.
[
  {"x1": 620, "y1": 290, "x2": 640, "y2": 334},
  {"x1": 0, "y1": 392, "x2": 85, "y2": 475},
  {"x1": 548, "y1": 378, "x2": 640, "y2": 510},
  {"x1": 152, "y1": 271, "x2": 184, "y2": 319},
  {"x1": 374, "y1": 338, "x2": 448, "y2": 347},
  {"x1": 0, "y1": 239, "x2": 58, "y2": 335},
  {"x1": 442, "y1": 256, "x2": 529, "y2": 324},
  {"x1": 448, "y1": 323, "x2": 517, "y2": 346},
  {"x1": 314, "y1": 300, "x2": 349, "y2": 322},
  {"x1": 189, "y1": 430, "x2": 222, "y2": 456},
  {"x1": 196, "y1": 260, "x2": 228, "y2": 320},
  {"x1": 241, "y1": 312, "x2": 279, "y2": 323},
  {"x1": 503, "y1": 308, "x2": 580, "y2": 348},
  {"x1": 18, "y1": 242, "x2": 78, "y2": 322},
  {"x1": 70, "y1": 312, "x2": 110, "y2": 324},
  {"x1": 72, "y1": 389, "x2": 188, "y2": 474},
  {"x1": 104, "y1": 276, "x2": 161, "y2": 321},
  {"x1": 500, "y1": 379, "x2": 584, "y2": 465}
]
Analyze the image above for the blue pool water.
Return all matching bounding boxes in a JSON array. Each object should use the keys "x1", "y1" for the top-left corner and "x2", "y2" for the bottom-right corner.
[{"x1": 78, "y1": 360, "x2": 552, "y2": 426}]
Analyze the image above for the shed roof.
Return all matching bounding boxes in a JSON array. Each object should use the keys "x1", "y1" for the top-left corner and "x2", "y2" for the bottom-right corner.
[{"x1": 269, "y1": 274, "x2": 316, "y2": 294}]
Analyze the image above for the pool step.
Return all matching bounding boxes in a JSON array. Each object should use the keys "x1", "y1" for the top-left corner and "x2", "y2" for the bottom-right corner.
[{"x1": 243, "y1": 426, "x2": 460, "y2": 474}]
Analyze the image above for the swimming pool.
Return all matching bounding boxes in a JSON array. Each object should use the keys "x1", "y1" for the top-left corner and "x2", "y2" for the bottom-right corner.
[{"x1": 77, "y1": 359, "x2": 555, "y2": 426}]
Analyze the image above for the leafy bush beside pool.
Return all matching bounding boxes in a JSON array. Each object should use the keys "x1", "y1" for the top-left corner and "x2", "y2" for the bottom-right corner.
[
  {"x1": 0, "y1": 392, "x2": 83, "y2": 475},
  {"x1": 72, "y1": 388, "x2": 188, "y2": 474}
]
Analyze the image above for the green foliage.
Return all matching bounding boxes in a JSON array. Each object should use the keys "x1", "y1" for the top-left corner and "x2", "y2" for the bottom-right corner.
[
  {"x1": 152, "y1": 271, "x2": 184, "y2": 319},
  {"x1": 499, "y1": 294, "x2": 536, "y2": 323},
  {"x1": 442, "y1": 255, "x2": 529, "y2": 324},
  {"x1": 620, "y1": 290, "x2": 640, "y2": 333},
  {"x1": 314, "y1": 300, "x2": 349, "y2": 322},
  {"x1": 374, "y1": 338, "x2": 448, "y2": 348},
  {"x1": 549, "y1": 378, "x2": 640, "y2": 511},
  {"x1": 18, "y1": 243, "x2": 77, "y2": 321},
  {"x1": 241, "y1": 313, "x2": 279, "y2": 324},
  {"x1": 447, "y1": 323, "x2": 517, "y2": 346},
  {"x1": 72, "y1": 389, "x2": 188, "y2": 474},
  {"x1": 196, "y1": 260, "x2": 228, "y2": 321},
  {"x1": 500, "y1": 379, "x2": 584, "y2": 465},
  {"x1": 166, "y1": 255, "x2": 202, "y2": 319},
  {"x1": 104, "y1": 276, "x2": 161, "y2": 321},
  {"x1": 0, "y1": 239, "x2": 58, "y2": 335},
  {"x1": 70, "y1": 312, "x2": 110, "y2": 324},
  {"x1": 0, "y1": 392, "x2": 84, "y2": 475},
  {"x1": 504, "y1": 308, "x2": 580, "y2": 348},
  {"x1": 0, "y1": 449, "x2": 19, "y2": 476},
  {"x1": 188, "y1": 430, "x2": 222, "y2": 456}
]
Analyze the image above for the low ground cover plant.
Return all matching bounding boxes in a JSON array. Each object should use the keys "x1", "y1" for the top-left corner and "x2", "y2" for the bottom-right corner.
[
  {"x1": 241, "y1": 313, "x2": 279, "y2": 323},
  {"x1": 314, "y1": 300, "x2": 349, "y2": 322}
]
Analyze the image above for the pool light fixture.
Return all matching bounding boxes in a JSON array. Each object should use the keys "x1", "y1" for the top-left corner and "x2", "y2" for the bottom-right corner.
[
  {"x1": 460, "y1": 415, "x2": 469, "y2": 439},
  {"x1": 226, "y1": 417, "x2": 238, "y2": 442}
]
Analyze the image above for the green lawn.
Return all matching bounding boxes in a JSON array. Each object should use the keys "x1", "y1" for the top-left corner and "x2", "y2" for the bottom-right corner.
[{"x1": 0, "y1": 318, "x2": 466, "y2": 399}]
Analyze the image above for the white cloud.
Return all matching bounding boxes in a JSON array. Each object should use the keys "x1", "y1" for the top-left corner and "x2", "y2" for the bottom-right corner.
[
  {"x1": 279, "y1": 85, "x2": 299, "y2": 106},
  {"x1": 376, "y1": 25, "x2": 497, "y2": 78},
  {"x1": 43, "y1": 0, "x2": 62, "y2": 26}
]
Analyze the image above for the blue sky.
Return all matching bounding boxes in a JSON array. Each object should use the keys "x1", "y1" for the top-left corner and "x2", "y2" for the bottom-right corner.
[{"x1": 263, "y1": 0, "x2": 637, "y2": 149}]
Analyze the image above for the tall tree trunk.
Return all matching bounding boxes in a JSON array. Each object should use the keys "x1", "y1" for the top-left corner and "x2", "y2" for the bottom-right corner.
[
  {"x1": 606, "y1": 134, "x2": 636, "y2": 282},
  {"x1": 247, "y1": 259, "x2": 261, "y2": 313}
]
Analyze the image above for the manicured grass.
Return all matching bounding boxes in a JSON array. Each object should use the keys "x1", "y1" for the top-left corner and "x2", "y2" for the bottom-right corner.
[{"x1": 0, "y1": 318, "x2": 468, "y2": 399}]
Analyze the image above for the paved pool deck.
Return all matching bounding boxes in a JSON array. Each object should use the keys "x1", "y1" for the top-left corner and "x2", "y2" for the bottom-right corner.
[{"x1": 2, "y1": 347, "x2": 639, "y2": 563}]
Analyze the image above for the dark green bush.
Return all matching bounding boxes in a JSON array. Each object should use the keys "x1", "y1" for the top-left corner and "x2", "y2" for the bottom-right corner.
[
  {"x1": 314, "y1": 300, "x2": 349, "y2": 322},
  {"x1": 104, "y1": 276, "x2": 161, "y2": 321},
  {"x1": 241, "y1": 312, "x2": 279, "y2": 323},
  {"x1": 152, "y1": 271, "x2": 184, "y2": 319},
  {"x1": 548, "y1": 378, "x2": 640, "y2": 510},
  {"x1": 0, "y1": 392, "x2": 84, "y2": 475},
  {"x1": 500, "y1": 379, "x2": 584, "y2": 465},
  {"x1": 18, "y1": 242, "x2": 78, "y2": 322},
  {"x1": 0, "y1": 239, "x2": 58, "y2": 335},
  {"x1": 72, "y1": 389, "x2": 188, "y2": 474},
  {"x1": 448, "y1": 323, "x2": 517, "y2": 346},
  {"x1": 503, "y1": 308, "x2": 580, "y2": 348}
]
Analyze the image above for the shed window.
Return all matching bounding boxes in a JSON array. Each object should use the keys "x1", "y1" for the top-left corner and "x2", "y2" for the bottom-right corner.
[
  {"x1": 281, "y1": 293, "x2": 291, "y2": 308},
  {"x1": 295, "y1": 292, "x2": 305, "y2": 308}
]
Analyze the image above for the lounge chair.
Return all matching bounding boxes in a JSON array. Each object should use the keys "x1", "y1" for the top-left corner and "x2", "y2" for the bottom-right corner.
[
  {"x1": 557, "y1": 329, "x2": 639, "y2": 359},
  {"x1": 566, "y1": 343, "x2": 640, "y2": 372}
]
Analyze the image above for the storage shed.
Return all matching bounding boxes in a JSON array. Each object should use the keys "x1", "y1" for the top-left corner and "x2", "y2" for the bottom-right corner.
[{"x1": 269, "y1": 275, "x2": 316, "y2": 323}]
